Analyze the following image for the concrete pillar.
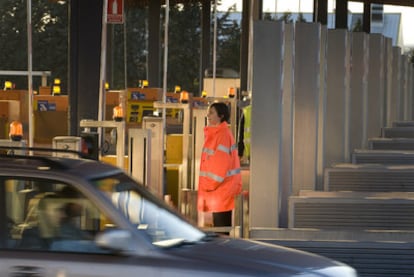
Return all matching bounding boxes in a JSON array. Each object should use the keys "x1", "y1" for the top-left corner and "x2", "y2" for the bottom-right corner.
[
  {"x1": 249, "y1": 21, "x2": 284, "y2": 228},
  {"x1": 350, "y1": 32, "x2": 369, "y2": 150},
  {"x1": 367, "y1": 34, "x2": 385, "y2": 138},
  {"x1": 293, "y1": 22, "x2": 322, "y2": 194},
  {"x1": 324, "y1": 29, "x2": 351, "y2": 168}
]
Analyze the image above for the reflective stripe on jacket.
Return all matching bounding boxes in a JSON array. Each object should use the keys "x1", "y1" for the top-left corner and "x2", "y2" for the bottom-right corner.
[{"x1": 198, "y1": 121, "x2": 242, "y2": 212}]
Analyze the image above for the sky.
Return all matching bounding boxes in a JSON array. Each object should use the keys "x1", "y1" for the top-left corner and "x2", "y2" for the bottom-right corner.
[{"x1": 218, "y1": 0, "x2": 414, "y2": 49}]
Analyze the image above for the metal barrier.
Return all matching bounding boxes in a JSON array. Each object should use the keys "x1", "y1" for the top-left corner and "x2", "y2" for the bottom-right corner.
[
  {"x1": 0, "y1": 70, "x2": 51, "y2": 87},
  {"x1": 195, "y1": 191, "x2": 248, "y2": 238}
]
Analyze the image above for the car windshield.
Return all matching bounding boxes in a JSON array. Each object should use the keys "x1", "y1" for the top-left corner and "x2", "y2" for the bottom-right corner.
[{"x1": 92, "y1": 174, "x2": 206, "y2": 247}]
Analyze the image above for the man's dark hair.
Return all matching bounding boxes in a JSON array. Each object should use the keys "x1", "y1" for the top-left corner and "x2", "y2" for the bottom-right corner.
[{"x1": 210, "y1": 102, "x2": 230, "y2": 123}]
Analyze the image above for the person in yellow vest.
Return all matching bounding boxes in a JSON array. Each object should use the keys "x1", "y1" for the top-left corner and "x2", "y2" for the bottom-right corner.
[
  {"x1": 238, "y1": 104, "x2": 251, "y2": 163},
  {"x1": 198, "y1": 102, "x2": 242, "y2": 227}
]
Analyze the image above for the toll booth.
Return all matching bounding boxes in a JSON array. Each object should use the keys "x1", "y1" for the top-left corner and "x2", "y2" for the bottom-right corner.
[
  {"x1": 0, "y1": 91, "x2": 28, "y2": 141},
  {"x1": 0, "y1": 100, "x2": 20, "y2": 139},
  {"x1": 34, "y1": 94, "x2": 68, "y2": 143},
  {"x1": 125, "y1": 87, "x2": 162, "y2": 124},
  {"x1": 203, "y1": 68, "x2": 240, "y2": 99},
  {"x1": 128, "y1": 128, "x2": 151, "y2": 187},
  {"x1": 152, "y1": 94, "x2": 238, "y2": 225},
  {"x1": 142, "y1": 117, "x2": 164, "y2": 198},
  {"x1": 79, "y1": 119, "x2": 126, "y2": 170},
  {"x1": 0, "y1": 87, "x2": 166, "y2": 145},
  {"x1": 153, "y1": 101, "x2": 192, "y2": 207}
]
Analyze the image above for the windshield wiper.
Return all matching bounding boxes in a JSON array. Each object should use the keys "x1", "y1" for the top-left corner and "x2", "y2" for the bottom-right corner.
[{"x1": 201, "y1": 231, "x2": 218, "y2": 241}]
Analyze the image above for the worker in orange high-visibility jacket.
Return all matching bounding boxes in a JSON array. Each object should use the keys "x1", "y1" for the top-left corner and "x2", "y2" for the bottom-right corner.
[{"x1": 198, "y1": 102, "x2": 242, "y2": 227}]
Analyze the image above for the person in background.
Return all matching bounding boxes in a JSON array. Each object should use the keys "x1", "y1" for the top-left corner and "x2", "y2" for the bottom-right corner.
[
  {"x1": 59, "y1": 202, "x2": 91, "y2": 240},
  {"x1": 198, "y1": 102, "x2": 242, "y2": 228},
  {"x1": 237, "y1": 102, "x2": 251, "y2": 164}
]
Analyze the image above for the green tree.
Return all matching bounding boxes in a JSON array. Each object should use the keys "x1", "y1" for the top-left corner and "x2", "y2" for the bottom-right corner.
[
  {"x1": 263, "y1": 12, "x2": 276, "y2": 21},
  {"x1": 279, "y1": 11, "x2": 293, "y2": 23},
  {"x1": 0, "y1": 0, "x2": 27, "y2": 72},
  {"x1": 110, "y1": 7, "x2": 147, "y2": 89},
  {"x1": 164, "y1": 3, "x2": 202, "y2": 94},
  {"x1": 216, "y1": 10, "x2": 241, "y2": 74},
  {"x1": 0, "y1": 1, "x2": 241, "y2": 96},
  {"x1": 352, "y1": 18, "x2": 363, "y2": 32},
  {"x1": 0, "y1": 0, "x2": 67, "y2": 91},
  {"x1": 297, "y1": 12, "x2": 307, "y2": 22}
]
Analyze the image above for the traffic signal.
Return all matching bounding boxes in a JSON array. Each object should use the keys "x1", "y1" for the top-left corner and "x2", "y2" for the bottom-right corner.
[{"x1": 80, "y1": 132, "x2": 99, "y2": 160}]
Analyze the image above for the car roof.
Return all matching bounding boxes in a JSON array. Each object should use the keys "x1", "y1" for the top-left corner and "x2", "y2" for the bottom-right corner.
[{"x1": 0, "y1": 151, "x2": 124, "y2": 180}]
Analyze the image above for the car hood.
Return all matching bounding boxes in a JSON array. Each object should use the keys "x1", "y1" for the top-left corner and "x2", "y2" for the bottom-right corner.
[{"x1": 167, "y1": 237, "x2": 356, "y2": 277}]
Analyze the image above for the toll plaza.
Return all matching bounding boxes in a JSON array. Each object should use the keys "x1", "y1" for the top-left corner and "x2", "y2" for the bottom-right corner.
[
  {"x1": 0, "y1": 78, "x2": 241, "y2": 222},
  {"x1": 2, "y1": 0, "x2": 414, "y2": 275},
  {"x1": 2, "y1": 21, "x2": 414, "y2": 277}
]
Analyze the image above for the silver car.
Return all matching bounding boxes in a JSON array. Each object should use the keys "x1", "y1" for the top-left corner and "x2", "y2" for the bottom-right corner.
[{"x1": 0, "y1": 149, "x2": 357, "y2": 277}]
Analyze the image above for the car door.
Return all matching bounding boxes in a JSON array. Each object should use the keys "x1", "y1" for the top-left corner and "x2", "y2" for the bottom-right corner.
[{"x1": 0, "y1": 175, "x2": 161, "y2": 277}]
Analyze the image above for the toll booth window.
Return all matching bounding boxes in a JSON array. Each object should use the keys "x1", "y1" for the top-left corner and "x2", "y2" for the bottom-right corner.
[{"x1": 2, "y1": 177, "x2": 114, "y2": 253}]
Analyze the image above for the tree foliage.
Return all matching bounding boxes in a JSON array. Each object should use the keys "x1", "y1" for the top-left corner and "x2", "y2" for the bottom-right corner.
[
  {"x1": 0, "y1": 0, "x2": 67, "y2": 91},
  {"x1": 352, "y1": 18, "x2": 363, "y2": 32},
  {"x1": 216, "y1": 9, "x2": 241, "y2": 73},
  {"x1": 109, "y1": 2, "x2": 241, "y2": 94},
  {"x1": 110, "y1": 7, "x2": 147, "y2": 89},
  {"x1": 297, "y1": 13, "x2": 307, "y2": 22},
  {"x1": 279, "y1": 11, "x2": 294, "y2": 23},
  {"x1": 164, "y1": 3, "x2": 202, "y2": 94},
  {"x1": 0, "y1": 1, "x2": 240, "y2": 96}
]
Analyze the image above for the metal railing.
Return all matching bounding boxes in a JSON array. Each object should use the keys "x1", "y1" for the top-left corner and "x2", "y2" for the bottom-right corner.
[{"x1": 0, "y1": 70, "x2": 51, "y2": 87}]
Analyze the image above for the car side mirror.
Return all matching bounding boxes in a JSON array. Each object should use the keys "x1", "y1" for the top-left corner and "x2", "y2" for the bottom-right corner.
[{"x1": 95, "y1": 229, "x2": 134, "y2": 254}]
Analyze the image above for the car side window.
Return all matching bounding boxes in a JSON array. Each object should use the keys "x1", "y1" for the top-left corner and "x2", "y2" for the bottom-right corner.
[{"x1": 3, "y1": 177, "x2": 114, "y2": 253}]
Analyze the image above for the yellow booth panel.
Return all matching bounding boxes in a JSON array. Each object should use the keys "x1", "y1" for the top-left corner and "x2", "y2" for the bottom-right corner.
[
  {"x1": 166, "y1": 134, "x2": 183, "y2": 164},
  {"x1": 127, "y1": 102, "x2": 140, "y2": 123},
  {"x1": 165, "y1": 165, "x2": 180, "y2": 207},
  {"x1": 100, "y1": 155, "x2": 129, "y2": 172},
  {"x1": 164, "y1": 93, "x2": 181, "y2": 118},
  {"x1": 126, "y1": 101, "x2": 155, "y2": 123}
]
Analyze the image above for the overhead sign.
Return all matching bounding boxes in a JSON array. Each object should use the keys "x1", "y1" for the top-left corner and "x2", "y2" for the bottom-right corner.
[{"x1": 107, "y1": 0, "x2": 124, "y2": 24}]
